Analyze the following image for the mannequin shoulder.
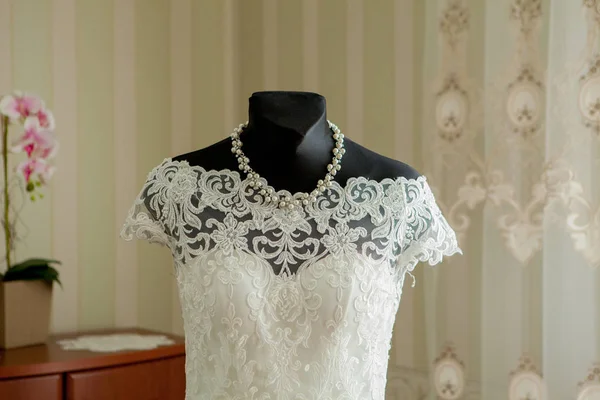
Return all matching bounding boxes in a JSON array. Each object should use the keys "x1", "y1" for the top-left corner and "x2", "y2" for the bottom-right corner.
[
  {"x1": 172, "y1": 138, "x2": 236, "y2": 171},
  {"x1": 344, "y1": 139, "x2": 421, "y2": 181},
  {"x1": 376, "y1": 155, "x2": 421, "y2": 180}
]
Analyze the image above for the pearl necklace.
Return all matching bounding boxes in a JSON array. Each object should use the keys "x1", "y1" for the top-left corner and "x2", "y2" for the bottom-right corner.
[{"x1": 230, "y1": 120, "x2": 346, "y2": 210}]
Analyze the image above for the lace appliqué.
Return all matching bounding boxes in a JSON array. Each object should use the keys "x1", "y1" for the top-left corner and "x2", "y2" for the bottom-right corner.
[
  {"x1": 120, "y1": 158, "x2": 461, "y2": 400},
  {"x1": 396, "y1": 179, "x2": 462, "y2": 287}
]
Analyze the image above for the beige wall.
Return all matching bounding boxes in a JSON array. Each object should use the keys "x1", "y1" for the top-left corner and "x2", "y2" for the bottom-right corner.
[{"x1": 0, "y1": 0, "x2": 420, "y2": 336}]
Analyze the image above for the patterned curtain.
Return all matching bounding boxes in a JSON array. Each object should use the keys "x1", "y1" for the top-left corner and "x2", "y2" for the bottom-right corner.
[{"x1": 386, "y1": 1, "x2": 600, "y2": 399}]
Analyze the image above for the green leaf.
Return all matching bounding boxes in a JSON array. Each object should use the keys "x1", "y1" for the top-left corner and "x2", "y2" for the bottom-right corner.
[
  {"x1": 9, "y1": 258, "x2": 61, "y2": 272},
  {"x1": 3, "y1": 258, "x2": 62, "y2": 288}
]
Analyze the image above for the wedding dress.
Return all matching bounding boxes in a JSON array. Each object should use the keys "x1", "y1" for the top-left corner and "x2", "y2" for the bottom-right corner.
[{"x1": 120, "y1": 158, "x2": 461, "y2": 400}]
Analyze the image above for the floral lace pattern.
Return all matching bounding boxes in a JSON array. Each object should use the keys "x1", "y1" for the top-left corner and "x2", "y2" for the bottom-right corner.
[{"x1": 120, "y1": 158, "x2": 461, "y2": 400}]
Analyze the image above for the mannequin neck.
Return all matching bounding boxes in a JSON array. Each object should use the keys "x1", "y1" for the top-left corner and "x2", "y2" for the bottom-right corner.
[{"x1": 242, "y1": 91, "x2": 331, "y2": 154}]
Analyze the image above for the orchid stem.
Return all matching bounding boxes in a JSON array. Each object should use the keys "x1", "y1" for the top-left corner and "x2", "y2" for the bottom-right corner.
[{"x1": 2, "y1": 116, "x2": 10, "y2": 269}]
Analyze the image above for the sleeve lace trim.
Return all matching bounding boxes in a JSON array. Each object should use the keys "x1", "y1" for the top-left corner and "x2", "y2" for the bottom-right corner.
[
  {"x1": 395, "y1": 178, "x2": 462, "y2": 287},
  {"x1": 120, "y1": 202, "x2": 171, "y2": 248},
  {"x1": 119, "y1": 163, "x2": 172, "y2": 248}
]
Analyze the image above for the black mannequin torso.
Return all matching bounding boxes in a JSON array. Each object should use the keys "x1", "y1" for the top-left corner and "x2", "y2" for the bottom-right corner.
[{"x1": 174, "y1": 91, "x2": 420, "y2": 193}]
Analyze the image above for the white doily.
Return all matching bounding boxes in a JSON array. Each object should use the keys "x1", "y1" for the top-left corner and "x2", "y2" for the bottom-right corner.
[{"x1": 56, "y1": 333, "x2": 176, "y2": 352}]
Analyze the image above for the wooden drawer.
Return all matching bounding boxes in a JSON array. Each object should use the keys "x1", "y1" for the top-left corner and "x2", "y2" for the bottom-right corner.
[
  {"x1": 0, "y1": 374, "x2": 62, "y2": 400},
  {"x1": 66, "y1": 355, "x2": 185, "y2": 400}
]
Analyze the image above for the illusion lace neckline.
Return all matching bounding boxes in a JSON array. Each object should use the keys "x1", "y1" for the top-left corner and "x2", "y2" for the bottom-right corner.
[{"x1": 160, "y1": 157, "x2": 428, "y2": 199}]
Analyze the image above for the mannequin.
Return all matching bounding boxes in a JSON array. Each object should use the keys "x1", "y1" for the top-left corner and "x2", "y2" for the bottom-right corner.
[
  {"x1": 125, "y1": 93, "x2": 461, "y2": 400},
  {"x1": 173, "y1": 91, "x2": 420, "y2": 193}
]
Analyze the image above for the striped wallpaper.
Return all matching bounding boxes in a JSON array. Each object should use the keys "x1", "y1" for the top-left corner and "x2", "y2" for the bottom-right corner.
[{"x1": 0, "y1": 0, "x2": 422, "y2": 337}]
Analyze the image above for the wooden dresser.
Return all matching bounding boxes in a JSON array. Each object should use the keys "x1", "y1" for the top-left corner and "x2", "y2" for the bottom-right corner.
[{"x1": 0, "y1": 328, "x2": 185, "y2": 400}]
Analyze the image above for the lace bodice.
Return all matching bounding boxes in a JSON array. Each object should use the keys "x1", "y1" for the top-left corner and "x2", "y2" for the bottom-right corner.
[{"x1": 120, "y1": 158, "x2": 461, "y2": 400}]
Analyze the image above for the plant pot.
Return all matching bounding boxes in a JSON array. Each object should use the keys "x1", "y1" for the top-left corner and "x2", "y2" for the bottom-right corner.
[{"x1": 0, "y1": 280, "x2": 53, "y2": 349}]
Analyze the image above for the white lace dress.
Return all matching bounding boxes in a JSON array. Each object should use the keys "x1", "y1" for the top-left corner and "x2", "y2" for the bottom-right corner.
[{"x1": 120, "y1": 158, "x2": 461, "y2": 400}]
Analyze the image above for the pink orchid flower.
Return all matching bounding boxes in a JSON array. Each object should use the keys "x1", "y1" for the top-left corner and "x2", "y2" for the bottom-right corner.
[
  {"x1": 16, "y1": 158, "x2": 56, "y2": 187},
  {"x1": 11, "y1": 116, "x2": 57, "y2": 159},
  {"x1": 0, "y1": 92, "x2": 43, "y2": 121},
  {"x1": 33, "y1": 139, "x2": 59, "y2": 160},
  {"x1": 36, "y1": 107, "x2": 55, "y2": 130}
]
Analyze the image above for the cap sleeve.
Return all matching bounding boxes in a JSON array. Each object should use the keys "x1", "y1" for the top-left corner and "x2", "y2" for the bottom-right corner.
[
  {"x1": 396, "y1": 177, "x2": 462, "y2": 275},
  {"x1": 120, "y1": 165, "x2": 171, "y2": 248}
]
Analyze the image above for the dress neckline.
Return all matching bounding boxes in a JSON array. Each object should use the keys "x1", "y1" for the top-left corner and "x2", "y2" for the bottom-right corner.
[{"x1": 159, "y1": 157, "x2": 428, "y2": 200}]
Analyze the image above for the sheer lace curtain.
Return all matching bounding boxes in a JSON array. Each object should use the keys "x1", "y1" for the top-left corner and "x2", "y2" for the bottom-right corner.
[{"x1": 386, "y1": 1, "x2": 600, "y2": 399}]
